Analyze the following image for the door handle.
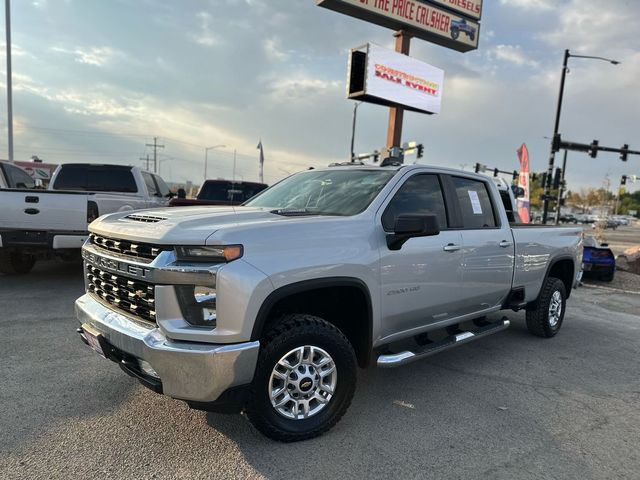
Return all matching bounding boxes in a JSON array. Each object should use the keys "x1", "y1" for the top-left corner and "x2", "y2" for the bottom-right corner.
[
  {"x1": 499, "y1": 240, "x2": 513, "y2": 248},
  {"x1": 443, "y1": 243, "x2": 461, "y2": 252},
  {"x1": 24, "y1": 208, "x2": 40, "y2": 215}
]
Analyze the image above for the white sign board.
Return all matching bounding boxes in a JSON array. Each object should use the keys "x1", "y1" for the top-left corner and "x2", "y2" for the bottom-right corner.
[
  {"x1": 429, "y1": 0, "x2": 483, "y2": 20},
  {"x1": 350, "y1": 43, "x2": 444, "y2": 115}
]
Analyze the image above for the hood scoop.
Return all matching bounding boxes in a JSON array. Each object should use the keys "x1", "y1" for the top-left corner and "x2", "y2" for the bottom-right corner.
[{"x1": 125, "y1": 213, "x2": 168, "y2": 223}]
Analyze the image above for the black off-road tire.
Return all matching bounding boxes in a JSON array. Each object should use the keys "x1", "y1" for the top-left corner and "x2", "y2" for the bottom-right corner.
[
  {"x1": 451, "y1": 29, "x2": 460, "y2": 40},
  {"x1": 0, "y1": 251, "x2": 36, "y2": 275},
  {"x1": 526, "y1": 277, "x2": 566, "y2": 338},
  {"x1": 245, "y1": 314, "x2": 357, "y2": 442}
]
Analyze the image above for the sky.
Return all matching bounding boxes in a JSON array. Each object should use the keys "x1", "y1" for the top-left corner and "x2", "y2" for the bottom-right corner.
[{"x1": 1, "y1": 0, "x2": 639, "y2": 193}]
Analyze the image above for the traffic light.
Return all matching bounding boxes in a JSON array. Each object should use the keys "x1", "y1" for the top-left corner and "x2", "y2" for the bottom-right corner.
[
  {"x1": 512, "y1": 170, "x2": 518, "y2": 181},
  {"x1": 493, "y1": 168, "x2": 499, "y2": 177},
  {"x1": 372, "y1": 150, "x2": 380, "y2": 163},
  {"x1": 620, "y1": 144, "x2": 629, "y2": 162},
  {"x1": 589, "y1": 140, "x2": 599, "y2": 158},
  {"x1": 474, "y1": 163, "x2": 482, "y2": 173},
  {"x1": 416, "y1": 144, "x2": 424, "y2": 159},
  {"x1": 621, "y1": 175, "x2": 627, "y2": 186},
  {"x1": 553, "y1": 168, "x2": 562, "y2": 189}
]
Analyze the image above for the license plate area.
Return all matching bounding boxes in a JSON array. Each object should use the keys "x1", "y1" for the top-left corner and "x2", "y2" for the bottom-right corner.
[{"x1": 80, "y1": 323, "x2": 107, "y2": 358}]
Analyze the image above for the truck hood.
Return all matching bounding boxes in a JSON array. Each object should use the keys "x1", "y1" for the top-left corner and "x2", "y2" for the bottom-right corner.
[{"x1": 89, "y1": 206, "x2": 334, "y2": 245}]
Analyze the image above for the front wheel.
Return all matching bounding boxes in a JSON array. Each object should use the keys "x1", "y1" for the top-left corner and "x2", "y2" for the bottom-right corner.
[
  {"x1": 245, "y1": 314, "x2": 357, "y2": 442},
  {"x1": 526, "y1": 277, "x2": 567, "y2": 338},
  {"x1": 451, "y1": 29, "x2": 460, "y2": 40},
  {"x1": 0, "y1": 251, "x2": 36, "y2": 275}
]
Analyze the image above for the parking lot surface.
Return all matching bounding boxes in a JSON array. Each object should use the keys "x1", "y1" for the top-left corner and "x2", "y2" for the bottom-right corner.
[{"x1": 1, "y1": 260, "x2": 639, "y2": 479}]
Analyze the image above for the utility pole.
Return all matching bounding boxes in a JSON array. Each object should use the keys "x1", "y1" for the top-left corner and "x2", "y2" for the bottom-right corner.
[
  {"x1": 5, "y1": 0, "x2": 13, "y2": 162},
  {"x1": 554, "y1": 150, "x2": 568, "y2": 225},
  {"x1": 350, "y1": 102, "x2": 362, "y2": 162},
  {"x1": 145, "y1": 137, "x2": 164, "y2": 174},
  {"x1": 139, "y1": 154, "x2": 151, "y2": 171},
  {"x1": 386, "y1": 31, "x2": 411, "y2": 151}
]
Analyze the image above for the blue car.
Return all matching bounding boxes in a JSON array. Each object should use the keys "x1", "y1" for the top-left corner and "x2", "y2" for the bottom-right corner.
[
  {"x1": 450, "y1": 19, "x2": 477, "y2": 41},
  {"x1": 582, "y1": 236, "x2": 616, "y2": 282}
]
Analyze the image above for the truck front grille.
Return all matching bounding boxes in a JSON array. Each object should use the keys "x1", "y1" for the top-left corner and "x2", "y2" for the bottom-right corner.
[
  {"x1": 86, "y1": 264, "x2": 157, "y2": 323},
  {"x1": 89, "y1": 233, "x2": 171, "y2": 261}
]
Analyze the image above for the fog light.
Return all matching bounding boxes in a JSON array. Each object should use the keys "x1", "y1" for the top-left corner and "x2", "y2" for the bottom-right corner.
[
  {"x1": 139, "y1": 360, "x2": 160, "y2": 378},
  {"x1": 175, "y1": 285, "x2": 217, "y2": 328}
]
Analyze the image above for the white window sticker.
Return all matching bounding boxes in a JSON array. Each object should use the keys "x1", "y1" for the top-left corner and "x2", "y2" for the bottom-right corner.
[{"x1": 468, "y1": 190, "x2": 483, "y2": 214}]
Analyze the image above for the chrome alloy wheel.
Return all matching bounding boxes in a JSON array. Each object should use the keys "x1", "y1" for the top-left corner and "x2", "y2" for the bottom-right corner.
[
  {"x1": 548, "y1": 290, "x2": 563, "y2": 327},
  {"x1": 268, "y1": 345, "x2": 337, "y2": 420}
]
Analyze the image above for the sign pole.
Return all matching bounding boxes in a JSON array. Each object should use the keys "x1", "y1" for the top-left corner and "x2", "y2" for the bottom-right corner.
[{"x1": 386, "y1": 31, "x2": 411, "y2": 148}]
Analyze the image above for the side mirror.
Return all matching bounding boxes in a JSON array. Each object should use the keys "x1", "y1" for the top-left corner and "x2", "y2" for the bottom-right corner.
[
  {"x1": 511, "y1": 185, "x2": 525, "y2": 198},
  {"x1": 387, "y1": 214, "x2": 440, "y2": 250}
]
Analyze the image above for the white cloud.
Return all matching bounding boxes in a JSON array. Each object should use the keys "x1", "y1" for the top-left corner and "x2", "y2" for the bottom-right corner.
[
  {"x1": 493, "y1": 44, "x2": 539, "y2": 68},
  {"x1": 188, "y1": 12, "x2": 221, "y2": 47},
  {"x1": 264, "y1": 37, "x2": 289, "y2": 62},
  {"x1": 50, "y1": 46, "x2": 120, "y2": 67},
  {"x1": 499, "y1": 0, "x2": 553, "y2": 10}
]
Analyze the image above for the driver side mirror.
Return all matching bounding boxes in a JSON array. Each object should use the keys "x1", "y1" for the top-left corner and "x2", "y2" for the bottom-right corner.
[
  {"x1": 511, "y1": 185, "x2": 525, "y2": 198},
  {"x1": 387, "y1": 214, "x2": 440, "y2": 250}
]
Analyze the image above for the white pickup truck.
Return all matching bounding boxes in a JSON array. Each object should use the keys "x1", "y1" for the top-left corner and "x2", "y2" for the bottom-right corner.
[
  {"x1": 75, "y1": 164, "x2": 583, "y2": 441},
  {"x1": 0, "y1": 163, "x2": 172, "y2": 274}
]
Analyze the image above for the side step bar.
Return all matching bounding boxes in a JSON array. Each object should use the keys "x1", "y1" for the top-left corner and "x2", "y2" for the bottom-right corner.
[{"x1": 377, "y1": 318, "x2": 510, "y2": 368}]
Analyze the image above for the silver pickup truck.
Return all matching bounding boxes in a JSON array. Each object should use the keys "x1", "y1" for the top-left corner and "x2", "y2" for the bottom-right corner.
[{"x1": 75, "y1": 164, "x2": 583, "y2": 441}]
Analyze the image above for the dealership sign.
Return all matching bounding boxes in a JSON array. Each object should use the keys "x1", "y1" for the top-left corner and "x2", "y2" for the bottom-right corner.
[
  {"x1": 348, "y1": 43, "x2": 444, "y2": 114},
  {"x1": 317, "y1": 0, "x2": 480, "y2": 52}
]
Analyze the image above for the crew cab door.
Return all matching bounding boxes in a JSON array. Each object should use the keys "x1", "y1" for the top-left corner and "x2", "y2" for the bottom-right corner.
[
  {"x1": 447, "y1": 175, "x2": 514, "y2": 314},
  {"x1": 142, "y1": 172, "x2": 171, "y2": 208},
  {"x1": 378, "y1": 173, "x2": 464, "y2": 341}
]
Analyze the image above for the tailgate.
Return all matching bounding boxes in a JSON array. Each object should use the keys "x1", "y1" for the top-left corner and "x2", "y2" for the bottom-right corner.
[{"x1": 0, "y1": 190, "x2": 90, "y2": 231}]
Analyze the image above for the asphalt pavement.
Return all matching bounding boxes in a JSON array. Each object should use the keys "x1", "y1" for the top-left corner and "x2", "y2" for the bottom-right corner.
[{"x1": 1, "y1": 260, "x2": 639, "y2": 479}]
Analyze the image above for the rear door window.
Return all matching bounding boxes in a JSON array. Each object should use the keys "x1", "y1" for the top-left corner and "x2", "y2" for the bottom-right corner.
[
  {"x1": 153, "y1": 175, "x2": 171, "y2": 197},
  {"x1": 382, "y1": 174, "x2": 448, "y2": 231},
  {"x1": 451, "y1": 176, "x2": 497, "y2": 229},
  {"x1": 142, "y1": 172, "x2": 159, "y2": 196},
  {"x1": 3, "y1": 163, "x2": 36, "y2": 189}
]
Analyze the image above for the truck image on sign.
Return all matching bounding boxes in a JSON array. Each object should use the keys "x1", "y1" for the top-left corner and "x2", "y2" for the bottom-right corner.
[
  {"x1": 450, "y1": 18, "x2": 477, "y2": 41},
  {"x1": 76, "y1": 164, "x2": 582, "y2": 441}
]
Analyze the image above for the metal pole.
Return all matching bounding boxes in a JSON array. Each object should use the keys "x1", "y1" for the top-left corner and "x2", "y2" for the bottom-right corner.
[
  {"x1": 542, "y1": 49, "x2": 570, "y2": 224},
  {"x1": 614, "y1": 177, "x2": 623, "y2": 216},
  {"x1": 5, "y1": 0, "x2": 13, "y2": 162},
  {"x1": 350, "y1": 102, "x2": 360, "y2": 162},
  {"x1": 204, "y1": 148, "x2": 208, "y2": 181},
  {"x1": 386, "y1": 31, "x2": 411, "y2": 149},
  {"x1": 554, "y1": 149, "x2": 568, "y2": 225},
  {"x1": 232, "y1": 149, "x2": 236, "y2": 181}
]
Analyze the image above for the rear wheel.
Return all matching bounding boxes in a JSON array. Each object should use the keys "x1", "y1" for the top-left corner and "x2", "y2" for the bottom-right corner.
[
  {"x1": 245, "y1": 314, "x2": 357, "y2": 442},
  {"x1": 0, "y1": 251, "x2": 36, "y2": 275},
  {"x1": 526, "y1": 277, "x2": 566, "y2": 338}
]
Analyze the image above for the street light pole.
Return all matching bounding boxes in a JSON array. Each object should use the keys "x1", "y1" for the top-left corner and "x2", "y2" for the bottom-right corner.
[
  {"x1": 204, "y1": 144, "x2": 226, "y2": 181},
  {"x1": 554, "y1": 149, "x2": 568, "y2": 224},
  {"x1": 541, "y1": 49, "x2": 620, "y2": 224},
  {"x1": 542, "y1": 49, "x2": 570, "y2": 224},
  {"x1": 5, "y1": 0, "x2": 13, "y2": 162}
]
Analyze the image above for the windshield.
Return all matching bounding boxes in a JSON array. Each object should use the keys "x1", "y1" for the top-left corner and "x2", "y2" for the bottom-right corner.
[{"x1": 244, "y1": 169, "x2": 396, "y2": 216}]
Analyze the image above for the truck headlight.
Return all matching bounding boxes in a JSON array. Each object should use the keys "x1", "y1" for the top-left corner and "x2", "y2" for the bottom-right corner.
[
  {"x1": 176, "y1": 285, "x2": 217, "y2": 328},
  {"x1": 175, "y1": 245, "x2": 243, "y2": 263}
]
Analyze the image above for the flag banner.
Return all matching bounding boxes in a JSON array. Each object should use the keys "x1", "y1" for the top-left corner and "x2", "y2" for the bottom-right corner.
[{"x1": 516, "y1": 143, "x2": 530, "y2": 224}]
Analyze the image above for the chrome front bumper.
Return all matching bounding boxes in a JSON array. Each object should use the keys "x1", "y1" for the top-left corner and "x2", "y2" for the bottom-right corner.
[{"x1": 75, "y1": 293, "x2": 260, "y2": 403}]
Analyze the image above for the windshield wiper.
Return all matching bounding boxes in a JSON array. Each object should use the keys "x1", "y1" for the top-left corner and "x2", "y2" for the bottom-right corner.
[{"x1": 269, "y1": 208, "x2": 344, "y2": 217}]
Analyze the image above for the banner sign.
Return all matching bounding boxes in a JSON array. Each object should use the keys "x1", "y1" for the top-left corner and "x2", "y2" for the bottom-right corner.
[
  {"x1": 349, "y1": 43, "x2": 444, "y2": 114},
  {"x1": 428, "y1": 0, "x2": 482, "y2": 21},
  {"x1": 516, "y1": 144, "x2": 530, "y2": 224},
  {"x1": 317, "y1": 0, "x2": 480, "y2": 52}
]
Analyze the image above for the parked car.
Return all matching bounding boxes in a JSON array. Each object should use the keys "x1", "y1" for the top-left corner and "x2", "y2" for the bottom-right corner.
[
  {"x1": 582, "y1": 235, "x2": 615, "y2": 282},
  {"x1": 450, "y1": 18, "x2": 477, "y2": 41},
  {"x1": 0, "y1": 164, "x2": 172, "y2": 274},
  {"x1": 169, "y1": 179, "x2": 268, "y2": 207},
  {"x1": 559, "y1": 213, "x2": 578, "y2": 224},
  {"x1": 592, "y1": 218, "x2": 618, "y2": 230},
  {"x1": 76, "y1": 164, "x2": 583, "y2": 441}
]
